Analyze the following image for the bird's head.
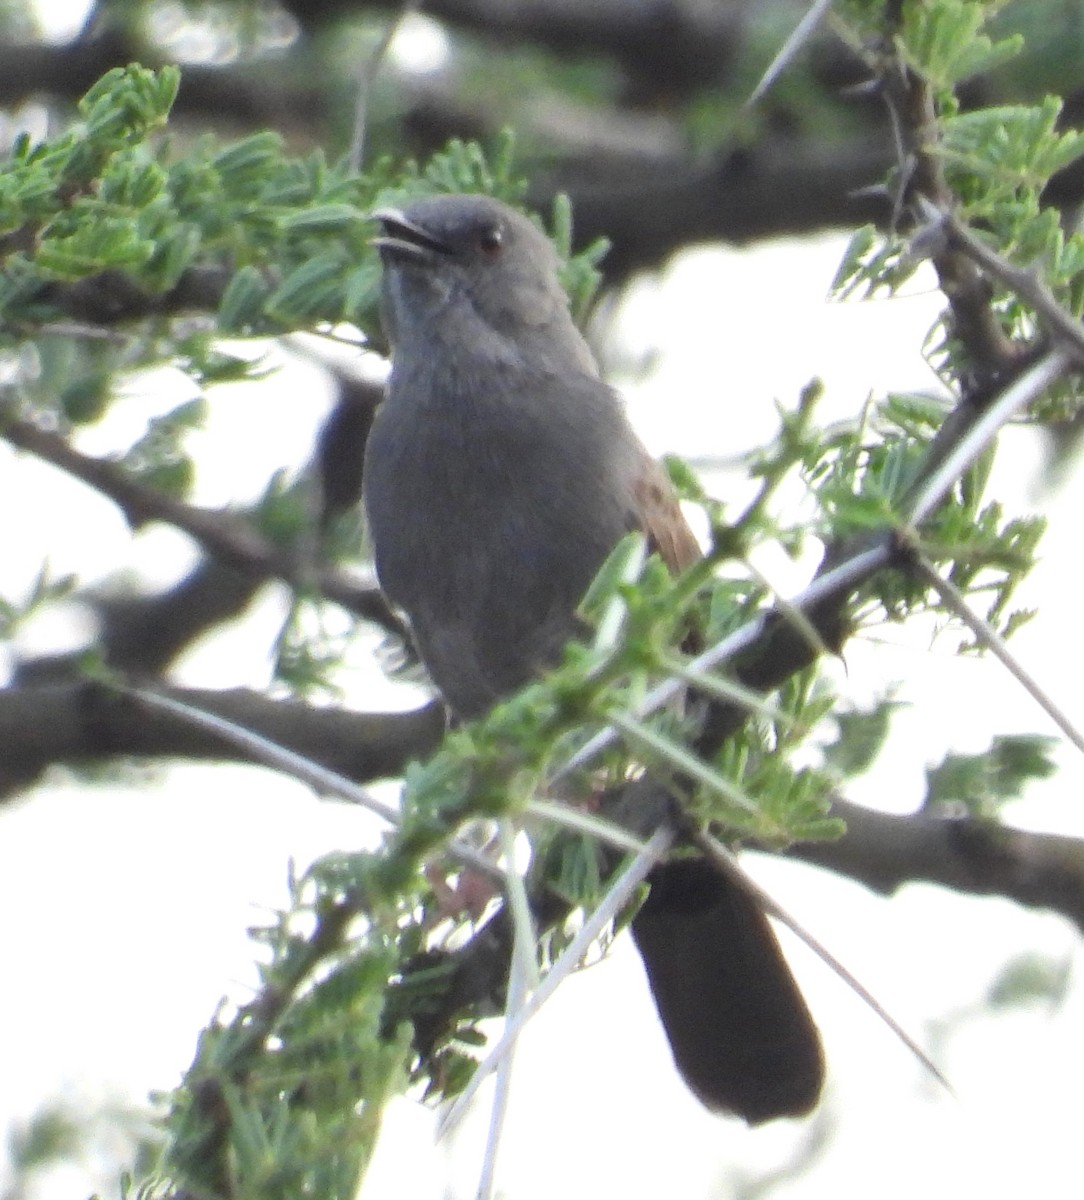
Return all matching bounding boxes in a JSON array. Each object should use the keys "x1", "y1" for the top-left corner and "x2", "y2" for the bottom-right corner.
[{"x1": 371, "y1": 193, "x2": 592, "y2": 370}]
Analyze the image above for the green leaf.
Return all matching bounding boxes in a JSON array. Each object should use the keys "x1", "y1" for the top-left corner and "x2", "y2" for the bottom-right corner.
[
  {"x1": 8, "y1": 1106, "x2": 81, "y2": 1172},
  {"x1": 987, "y1": 952, "x2": 1071, "y2": 1009},
  {"x1": 0, "y1": 563, "x2": 78, "y2": 638},
  {"x1": 823, "y1": 698, "x2": 906, "y2": 778},
  {"x1": 924, "y1": 734, "x2": 1058, "y2": 817},
  {"x1": 281, "y1": 204, "x2": 366, "y2": 231},
  {"x1": 265, "y1": 252, "x2": 346, "y2": 322},
  {"x1": 116, "y1": 398, "x2": 207, "y2": 497},
  {"x1": 218, "y1": 265, "x2": 271, "y2": 332},
  {"x1": 941, "y1": 97, "x2": 1084, "y2": 202},
  {"x1": 59, "y1": 372, "x2": 112, "y2": 424},
  {"x1": 898, "y1": 0, "x2": 1022, "y2": 89},
  {"x1": 77, "y1": 64, "x2": 180, "y2": 147},
  {"x1": 211, "y1": 131, "x2": 285, "y2": 181}
]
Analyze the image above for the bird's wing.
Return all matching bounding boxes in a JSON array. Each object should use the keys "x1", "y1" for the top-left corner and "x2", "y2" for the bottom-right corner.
[{"x1": 632, "y1": 454, "x2": 702, "y2": 574}]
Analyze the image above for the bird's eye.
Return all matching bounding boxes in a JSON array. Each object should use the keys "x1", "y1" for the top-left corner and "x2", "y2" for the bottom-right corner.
[{"x1": 478, "y1": 226, "x2": 504, "y2": 256}]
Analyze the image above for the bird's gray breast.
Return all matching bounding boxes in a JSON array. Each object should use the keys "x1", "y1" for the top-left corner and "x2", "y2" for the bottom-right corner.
[{"x1": 363, "y1": 363, "x2": 639, "y2": 715}]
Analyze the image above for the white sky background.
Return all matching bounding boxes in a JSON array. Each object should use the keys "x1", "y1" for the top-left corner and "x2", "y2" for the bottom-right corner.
[{"x1": 4, "y1": 3, "x2": 1084, "y2": 1199}]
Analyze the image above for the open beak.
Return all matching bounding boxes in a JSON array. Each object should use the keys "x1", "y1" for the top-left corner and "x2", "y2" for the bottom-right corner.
[{"x1": 370, "y1": 206, "x2": 452, "y2": 261}]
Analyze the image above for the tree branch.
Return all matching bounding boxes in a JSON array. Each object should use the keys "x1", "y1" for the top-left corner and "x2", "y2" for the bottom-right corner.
[
  {"x1": 877, "y1": 11, "x2": 1024, "y2": 386},
  {"x1": 28, "y1": 266, "x2": 235, "y2": 325},
  {"x1": 3, "y1": 5, "x2": 1083, "y2": 293},
  {"x1": 0, "y1": 412, "x2": 403, "y2": 634},
  {"x1": 789, "y1": 795, "x2": 1084, "y2": 934},
  {"x1": 4, "y1": 675, "x2": 1083, "y2": 934},
  {"x1": 927, "y1": 202, "x2": 1084, "y2": 368},
  {"x1": 0, "y1": 681, "x2": 444, "y2": 792},
  {"x1": 12, "y1": 558, "x2": 263, "y2": 684}
]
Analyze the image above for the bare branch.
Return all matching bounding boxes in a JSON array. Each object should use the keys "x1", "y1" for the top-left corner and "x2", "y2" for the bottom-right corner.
[
  {"x1": 0, "y1": 413, "x2": 403, "y2": 633},
  {"x1": 876, "y1": 27, "x2": 1024, "y2": 384},
  {"x1": 32, "y1": 265, "x2": 235, "y2": 326},
  {"x1": 922, "y1": 201, "x2": 1084, "y2": 368},
  {"x1": 0, "y1": 680, "x2": 444, "y2": 790},
  {"x1": 907, "y1": 548, "x2": 1084, "y2": 756},
  {"x1": 788, "y1": 794, "x2": 1084, "y2": 934}
]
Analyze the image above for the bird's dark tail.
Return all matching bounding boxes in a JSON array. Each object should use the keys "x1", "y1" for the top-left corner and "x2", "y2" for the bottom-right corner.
[{"x1": 631, "y1": 856, "x2": 825, "y2": 1123}]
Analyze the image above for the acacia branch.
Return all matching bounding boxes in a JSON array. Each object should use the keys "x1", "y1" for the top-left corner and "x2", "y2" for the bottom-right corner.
[
  {"x1": 5, "y1": 678, "x2": 1082, "y2": 933},
  {"x1": 0, "y1": 412, "x2": 403, "y2": 634},
  {"x1": 926, "y1": 203, "x2": 1084, "y2": 368},
  {"x1": 382, "y1": 344, "x2": 1074, "y2": 1052},
  {"x1": 26, "y1": 266, "x2": 236, "y2": 326},
  {"x1": 877, "y1": 17, "x2": 1024, "y2": 386},
  {"x1": 789, "y1": 796, "x2": 1084, "y2": 934},
  {"x1": 6, "y1": 7, "x2": 1084, "y2": 292},
  {"x1": 0, "y1": 681, "x2": 444, "y2": 789}
]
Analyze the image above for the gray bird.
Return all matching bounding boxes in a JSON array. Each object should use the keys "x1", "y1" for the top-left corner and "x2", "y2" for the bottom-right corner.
[
  {"x1": 365, "y1": 194, "x2": 698, "y2": 716},
  {"x1": 364, "y1": 192, "x2": 823, "y2": 1122}
]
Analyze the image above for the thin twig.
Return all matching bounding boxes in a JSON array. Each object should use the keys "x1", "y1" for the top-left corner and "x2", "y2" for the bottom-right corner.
[
  {"x1": 0, "y1": 412, "x2": 402, "y2": 631},
  {"x1": 348, "y1": 0, "x2": 423, "y2": 172},
  {"x1": 476, "y1": 901, "x2": 529, "y2": 1200},
  {"x1": 436, "y1": 825, "x2": 675, "y2": 1140},
  {"x1": 906, "y1": 348, "x2": 1072, "y2": 525},
  {"x1": 554, "y1": 543, "x2": 891, "y2": 779},
  {"x1": 123, "y1": 684, "x2": 505, "y2": 884},
  {"x1": 919, "y1": 199, "x2": 1084, "y2": 368},
  {"x1": 907, "y1": 549, "x2": 1084, "y2": 755},
  {"x1": 877, "y1": 19, "x2": 1019, "y2": 375},
  {"x1": 124, "y1": 683, "x2": 397, "y2": 817}
]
